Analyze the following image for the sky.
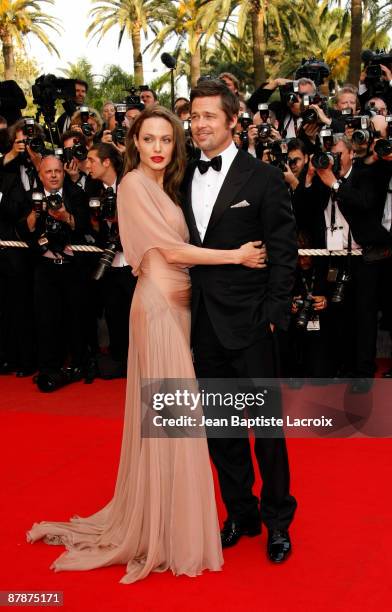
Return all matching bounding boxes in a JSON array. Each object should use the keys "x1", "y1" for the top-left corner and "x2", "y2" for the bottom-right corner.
[{"x1": 25, "y1": 0, "x2": 174, "y2": 85}]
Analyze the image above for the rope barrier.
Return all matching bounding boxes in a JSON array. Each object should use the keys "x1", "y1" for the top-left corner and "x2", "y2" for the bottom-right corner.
[{"x1": 0, "y1": 240, "x2": 363, "y2": 256}]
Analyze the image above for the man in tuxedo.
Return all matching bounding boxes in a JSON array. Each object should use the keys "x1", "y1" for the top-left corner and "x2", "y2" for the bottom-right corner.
[{"x1": 182, "y1": 79, "x2": 298, "y2": 563}]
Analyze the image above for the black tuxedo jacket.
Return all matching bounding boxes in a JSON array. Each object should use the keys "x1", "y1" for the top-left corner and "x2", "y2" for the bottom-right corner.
[{"x1": 182, "y1": 149, "x2": 297, "y2": 349}]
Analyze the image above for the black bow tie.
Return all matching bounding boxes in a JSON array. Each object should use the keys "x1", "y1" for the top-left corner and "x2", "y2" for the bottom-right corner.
[{"x1": 197, "y1": 155, "x2": 222, "y2": 174}]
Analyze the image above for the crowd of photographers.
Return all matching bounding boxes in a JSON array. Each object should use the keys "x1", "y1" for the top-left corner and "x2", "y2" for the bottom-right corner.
[{"x1": 1, "y1": 50, "x2": 392, "y2": 393}]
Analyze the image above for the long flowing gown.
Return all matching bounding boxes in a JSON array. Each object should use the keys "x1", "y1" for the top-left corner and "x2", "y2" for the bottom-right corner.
[{"x1": 27, "y1": 169, "x2": 223, "y2": 584}]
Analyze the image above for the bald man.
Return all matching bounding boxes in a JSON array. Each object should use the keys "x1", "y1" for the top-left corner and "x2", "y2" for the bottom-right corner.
[{"x1": 18, "y1": 155, "x2": 91, "y2": 386}]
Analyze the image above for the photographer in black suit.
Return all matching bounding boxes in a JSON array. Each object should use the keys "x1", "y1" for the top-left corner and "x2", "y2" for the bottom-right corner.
[
  {"x1": 85, "y1": 143, "x2": 136, "y2": 378},
  {"x1": 183, "y1": 80, "x2": 297, "y2": 563},
  {"x1": 56, "y1": 79, "x2": 88, "y2": 136},
  {"x1": 17, "y1": 155, "x2": 91, "y2": 388},
  {"x1": 303, "y1": 132, "x2": 392, "y2": 388},
  {"x1": 0, "y1": 171, "x2": 35, "y2": 376}
]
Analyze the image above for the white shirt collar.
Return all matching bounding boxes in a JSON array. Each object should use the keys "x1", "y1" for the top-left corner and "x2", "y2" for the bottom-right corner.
[
  {"x1": 103, "y1": 181, "x2": 117, "y2": 192},
  {"x1": 44, "y1": 187, "x2": 63, "y2": 197},
  {"x1": 199, "y1": 141, "x2": 238, "y2": 168}
]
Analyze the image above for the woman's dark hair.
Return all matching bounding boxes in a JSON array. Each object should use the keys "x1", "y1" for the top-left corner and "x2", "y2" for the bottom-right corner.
[
  {"x1": 123, "y1": 106, "x2": 186, "y2": 205},
  {"x1": 190, "y1": 79, "x2": 240, "y2": 123},
  {"x1": 89, "y1": 142, "x2": 124, "y2": 177}
]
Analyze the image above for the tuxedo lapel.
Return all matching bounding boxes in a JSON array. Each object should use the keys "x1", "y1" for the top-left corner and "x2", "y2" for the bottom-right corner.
[
  {"x1": 182, "y1": 162, "x2": 202, "y2": 246},
  {"x1": 203, "y1": 150, "x2": 254, "y2": 242}
]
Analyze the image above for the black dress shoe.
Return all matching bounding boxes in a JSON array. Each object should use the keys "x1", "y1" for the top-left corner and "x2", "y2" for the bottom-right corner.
[
  {"x1": 220, "y1": 519, "x2": 261, "y2": 548},
  {"x1": 382, "y1": 367, "x2": 392, "y2": 378},
  {"x1": 267, "y1": 529, "x2": 291, "y2": 563}
]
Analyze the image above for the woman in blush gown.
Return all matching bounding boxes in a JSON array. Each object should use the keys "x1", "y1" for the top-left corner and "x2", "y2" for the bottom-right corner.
[{"x1": 27, "y1": 107, "x2": 265, "y2": 584}]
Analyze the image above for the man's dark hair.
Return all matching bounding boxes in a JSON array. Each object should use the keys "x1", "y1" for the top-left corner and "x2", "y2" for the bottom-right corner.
[
  {"x1": 190, "y1": 79, "x2": 240, "y2": 122},
  {"x1": 142, "y1": 87, "x2": 158, "y2": 101},
  {"x1": 287, "y1": 138, "x2": 308, "y2": 155},
  {"x1": 75, "y1": 79, "x2": 88, "y2": 93},
  {"x1": 90, "y1": 142, "x2": 124, "y2": 177},
  {"x1": 61, "y1": 130, "x2": 87, "y2": 147}
]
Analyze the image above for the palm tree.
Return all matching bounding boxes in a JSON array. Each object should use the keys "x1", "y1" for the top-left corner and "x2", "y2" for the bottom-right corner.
[
  {"x1": 231, "y1": 0, "x2": 305, "y2": 87},
  {"x1": 0, "y1": 0, "x2": 60, "y2": 80},
  {"x1": 86, "y1": 0, "x2": 162, "y2": 86},
  {"x1": 328, "y1": 0, "x2": 392, "y2": 85},
  {"x1": 148, "y1": 0, "x2": 231, "y2": 87}
]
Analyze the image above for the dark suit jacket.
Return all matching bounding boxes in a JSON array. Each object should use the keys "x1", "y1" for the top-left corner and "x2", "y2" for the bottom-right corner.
[
  {"x1": 17, "y1": 180, "x2": 91, "y2": 258},
  {"x1": 182, "y1": 149, "x2": 297, "y2": 349},
  {"x1": 302, "y1": 160, "x2": 392, "y2": 248},
  {"x1": 0, "y1": 172, "x2": 31, "y2": 240}
]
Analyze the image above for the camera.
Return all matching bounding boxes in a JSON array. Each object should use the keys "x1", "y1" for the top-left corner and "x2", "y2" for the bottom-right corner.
[
  {"x1": 20, "y1": 118, "x2": 46, "y2": 154},
  {"x1": 295, "y1": 295, "x2": 315, "y2": 330},
  {"x1": 269, "y1": 140, "x2": 289, "y2": 171},
  {"x1": 46, "y1": 193, "x2": 63, "y2": 212},
  {"x1": 361, "y1": 49, "x2": 392, "y2": 96},
  {"x1": 32, "y1": 74, "x2": 77, "y2": 125},
  {"x1": 238, "y1": 112, "x2": 253, "y2": 145},
  {"x1": 63, "y1": 140, "x2": 88, "y2": 166},
  {"x1": 80, "y1": 106, "x2": 93, "y2": 137},
  {"x1": 311, "y1": 151, "x2": 341, "y2": 174},
  {"x1": 257, "y1": 104, "x2": 271, "y2": 140},
  {"x1": 319, "y1": 128, "x2": 334, "y2": 151},
  {"x1": 112, "y1": 103, "x2": 127, "y2": 145},
  {"x1": 351, "y1": 117, "x2": 374, "y2": 145},
  {"x1": 92, "y1": 242, "x2": 119, "y2": 281},
  {"x1": 279, "y1": 80, "x2": 300, "y2": 105},
  {"x1": 331, "y1": 270, "x2": 351, "y2": 304},
  {"x1": 374, "y1": 115, "x2": 392, "y2": 157},
  {"x1": 89, "y1": 188, "x2": 117, "y2": 222},
  {"x1": 295, "y1": 57, "x2": 330, "y2": 87},
  {"x1": 124, "y1": 87, "x2": 142, "y2": 108},
  {"x1": 300, "y1": 94, "x2": 327, "y2": 125}
]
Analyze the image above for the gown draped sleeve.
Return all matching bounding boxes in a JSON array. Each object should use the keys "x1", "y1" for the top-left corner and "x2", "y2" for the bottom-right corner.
[{"x1": 117, "y1": 169, "x2": 191, "y2": 275}]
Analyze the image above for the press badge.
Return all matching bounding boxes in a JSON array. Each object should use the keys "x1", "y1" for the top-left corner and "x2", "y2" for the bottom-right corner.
[
  {"x1": 307, "y1": 316, "x2": 320, "y2": 331},
  {"x1": 326, "y1": 227, "x2": 344, "y2": 251}
]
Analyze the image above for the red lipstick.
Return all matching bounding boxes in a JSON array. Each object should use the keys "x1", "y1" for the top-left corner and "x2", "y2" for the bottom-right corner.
[{"x1": 151, "y1": 156, "x2": 164, "y2": 163}]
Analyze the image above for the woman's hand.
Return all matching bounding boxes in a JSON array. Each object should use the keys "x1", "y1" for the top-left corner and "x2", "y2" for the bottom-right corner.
[{"x1": 238, "y1": 241, "x2": 267, "y2": 268}]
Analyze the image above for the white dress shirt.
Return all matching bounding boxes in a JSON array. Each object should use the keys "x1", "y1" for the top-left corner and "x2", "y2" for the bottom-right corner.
[
  {"x1": 324, "y1": 167, "x2": 360, "y2": 250},
  {"x1": 282, "y1": 114, "x2": 302, "y2": 139},
  {"x1": 192, "y1": 141, "x2": 238, "y2": 241},
  {"x1": 104, "y1": 181, "x2": 127, "y2": 267}
]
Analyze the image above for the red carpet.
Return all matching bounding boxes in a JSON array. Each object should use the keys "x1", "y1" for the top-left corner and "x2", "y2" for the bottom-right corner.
[{"x1": 1, "y1": 375, "x2": 391, "y2": 611}]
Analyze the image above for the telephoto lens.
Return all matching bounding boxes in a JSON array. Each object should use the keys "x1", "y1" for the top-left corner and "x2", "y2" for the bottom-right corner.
[
  {"x1": 46, "y1": 193, "x2": 63, "y2": 211},
  {"x1": 331, "y1": 271, "x2": 351, "y2": 304},
  {"x1": 93, "y1": 242, "x2": 118, "y2": 281}
]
